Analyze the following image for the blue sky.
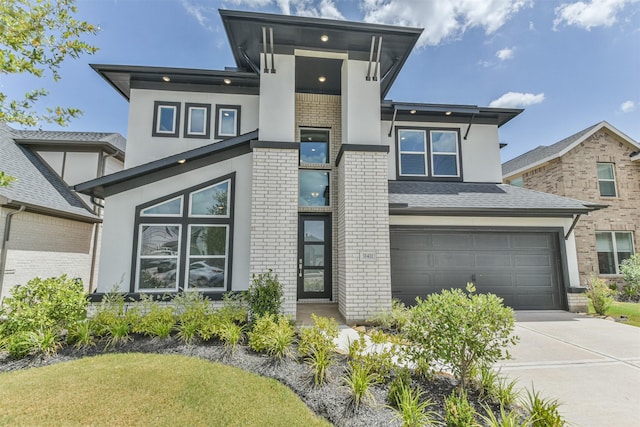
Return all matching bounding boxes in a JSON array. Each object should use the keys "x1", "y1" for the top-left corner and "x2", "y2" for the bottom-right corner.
[{"x1": 4, "y1": 0, "x2": 639, "y2": 162}]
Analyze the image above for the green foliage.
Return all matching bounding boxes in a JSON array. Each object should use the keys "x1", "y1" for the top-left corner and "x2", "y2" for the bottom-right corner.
[
  {"x1": 586, "y1": 276, "x2": 614, "y2": 315},
  {"x1": 0, "y1": 275, "x2": 87, "y2": 338},
  {"x1": 299, "y1": 315, "x2": 338, "y2": 386},
  {"x1": 247, "y1": 314, "x2": 295, "y2": 361},
  {"x1": 103, "y1": 317, "x2": 131, "y2": 348},
  {"x1": 523, "y1": 388, "x2": 566, "y2": 427},
  {"x1": 367, "y1": 299, "x2": 410, "y2": 331},
  {"x1": 218, "y1": 319, "x2": 244, "y2": 354},
  {"x1": 405, "y1": 283, "x2": 518, "y2": 390},
  {"x1": 305, "y1": 346, "x2": 333, "y2": 386},
  {"x1": 67, "y1": 320, "x2": 95, "y2": 349},
  {"x1": 247, "y1": 270, "x2": 283, "y2": 322},
  {"x1": 344, "y1": 330, "x2": 397, "y2": 383},
  {"x1": 31, "y1": 328, "x2": 62, "y2": 358},
  {"x1": 480, "y1": 404, "x2": 531, "y2": 427},
  {"x1": 0, "y1": 171, "x2": 16, "y2": 187},
  {"x1": 444, "y1": 390, "x2": 478, "y2": 427},
  {"x1": 132, "y1": 299, "x2": 175, "y2": 338},
  {"x1": 198, "y1": 313, "x2": 222, "y2": 342},
  {"x1": 176, "y1": 320, "x2": 200, "y2": 345},
  {"x1": 388, "y1": 368, "x2": 412, "y2": 409},
  {"x1": 620, "y1": 254, "x2": 640, "y2": 301},
  {"x1": 342, "y1": 361, "x2": 377, "y2": 411},
  {"x1": 477, "y1": 367, "x2": 520, "y2": 407},
  {"x1": 392, "y1": 382, "x2": 439, "y2": 427},
  {"x1": 218, "y1": 292, "x2": 248, "y2": 324},
  {"x1": 5, "y1": 331, "x2": 37, "y2": 359},
  {"x1": 0, "y1": 0, "x2": 99, "y2": 126}
]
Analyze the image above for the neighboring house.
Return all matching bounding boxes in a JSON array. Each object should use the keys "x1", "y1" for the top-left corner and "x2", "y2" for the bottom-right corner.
[
  {"x1": 0, "y1": 123, "x2": 125, "y2": 302},
  {"x1": 77, "y1": 10, "x2": 602, "y2": 321},
  {"x1": 503, "y1": 121, "x2": 639, "y2": 287}
]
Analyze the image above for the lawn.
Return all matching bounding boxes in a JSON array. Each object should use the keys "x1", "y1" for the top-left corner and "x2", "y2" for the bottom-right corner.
[
  {"x1": 0, "y1": 353, "x2": 331, "y2": 427},
  {"x1": 589, "y1": 301, "x2": 640, "y2": 327}
]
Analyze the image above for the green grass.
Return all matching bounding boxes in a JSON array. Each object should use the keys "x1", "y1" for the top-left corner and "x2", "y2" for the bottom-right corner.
[
  {"x1": 0, "y1": 353, "x2": 331, "y2": 427},
  {"x1": 589, "y1": 301, "x2": 640, "y2": 327}
]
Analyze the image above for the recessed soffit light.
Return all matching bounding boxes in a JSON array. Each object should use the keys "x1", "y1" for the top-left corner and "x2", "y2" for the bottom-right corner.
[
  {"x1": 410, "y1": 109, "x2": 417, "y2": 114},
  {"x1": 445, "y1": 111, "x2": 452, "y2": 116},
  {"x1": 320, "y1": 34, "x2": 329, "y2": 42},
  {"x1": 223, "y1": 78, "x2": 231, "y2": 85},
  {"x1": 162, "y1": 76, "x2": 171, "y2": 82},
  {"x1": 318, "y1": 76, "x2": 327, "y2": 83},
  {"x1": 177, "y1": 159, "x2": 186, "y2": 164}
]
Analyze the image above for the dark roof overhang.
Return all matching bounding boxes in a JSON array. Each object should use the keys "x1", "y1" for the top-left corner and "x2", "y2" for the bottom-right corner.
[
  {"x1": 381, "y1": 102, "x2": 523, "y2": 128},
  {"x1": 0, "y1": 198, "x2": 100, "y2": 224},
  {"x1": 14, "y1": 138, "x2": 125, "y2": 161},
  {"x1": 90, "y1": 64, "x2": 261, "y2": 101},
  {"x1": 219, "y1": 9, "x2": 422, "y2": 98},
  {"x1": 75, "y1": 130, "x2": 259, "y2": 198},
  {"x1": 388, "y1": 206, "x2": 603, "y2": 218}
]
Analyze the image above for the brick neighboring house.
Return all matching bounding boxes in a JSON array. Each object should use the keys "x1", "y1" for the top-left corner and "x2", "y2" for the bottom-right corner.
[
  {"x1": 503, "y1": 121, "x2": 640, "y2": 287},
  {"x1": 0, "y1": 123, "x2": 125, "y2": 302},
  {"x1": 76, "y1": 10, "x2": 603, "y2": 321}
]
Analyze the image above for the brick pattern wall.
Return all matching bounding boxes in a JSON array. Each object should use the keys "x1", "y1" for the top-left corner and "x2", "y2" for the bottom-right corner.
[
  {"x1": 567, "y1": 292, "x2": 589, "y2": 313},
  {"x1": 521, "y1": 130, "x2": 640, "y2": 286},
  {"x1": 337, "y1": 150, "x2": 392, "y2": 322},
  {"x1": 0, "y1": 209, "x2": 93, "y2": 301},
  {"x1": 249, "y1": 147, "x2": 299, "y2": 317}
]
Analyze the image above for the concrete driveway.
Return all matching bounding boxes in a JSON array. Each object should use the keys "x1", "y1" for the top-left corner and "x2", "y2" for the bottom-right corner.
[{"x1": 498, "y1": 311, "x2": 640, "y2": 427}]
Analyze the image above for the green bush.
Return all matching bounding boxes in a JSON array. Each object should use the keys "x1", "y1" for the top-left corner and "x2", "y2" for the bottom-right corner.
[
  {"x1": 367, "y1": 299, "x2": 410, "y2": 331},
  {"x1": 0, "y1": 275, "x2": 87, "y2": 338},
  {"x1": 248, "y1": 314, "x2": 295, "y2": 360},
  {"x1": 392, "y1": 382, "x2": 438, "y2": 427},
  {"x1": 404, "y1": 283, "x2": 518, "y2": 390},
  {"x1": 523, "y1": 388, "x2": 566, "y2": 427},
  {"x1": 342, "y1": 361, "x2": 377, "y2": 411},
  {"x1": 218, "y1": 292, "x2": 248, "y2": 325},
  {"x1": 620, "y1": 254, "x2": 640, "y2": 301},
  {"x1": 444, "y1": 390, "x2": 478, "y2": 427},
  {"x1": 299, "y1": 314, "x2": 338, "y2": 386},
  {"x1": 247, "y1": 270, "x2": 283, "y2": 322},
  {"x1": 132, "y1": 300, "x2": 175, "y2": 338},
  {"x1": 586, "y1": 276, "x2": 614, "y2": 315},
  {"x1": 388, "y1": 368, "x2": 412, "y2": 409}
]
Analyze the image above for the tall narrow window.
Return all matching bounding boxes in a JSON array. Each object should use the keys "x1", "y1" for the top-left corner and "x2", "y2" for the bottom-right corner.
[
  {"x1": 430, "y1": 130, "x2": 459, "y2": 177},
  {"x1": 596, "y1": 231, "x2": 634, "y2": 274},
  {"x1": 215, "y1": 105, "x2": 241, "y2": 138},
  {"x1": 299, "y1": 171, "x2": 330, "y2": 207},
  {"x1": 152, "y1": 101, "x2": 181, "y2": 137},
  {"x1": 597, "y1": 163, "x2": 617, "y2": 197},
  {"x1": 300, "y1": 129, "x2": 329, "y2": 164},
  {"x1": 398, "y1": 129, "x2": 427, "y2": 176},
  {"x1": 184, "y1": 103, "x2": 211, "y2": 138}
]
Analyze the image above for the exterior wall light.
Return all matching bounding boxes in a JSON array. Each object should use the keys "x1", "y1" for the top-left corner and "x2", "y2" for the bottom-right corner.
[
  {"x1": 318, "y1": 76, "x2": 327, "y2": 83},
  {"x1": 320, "y1": 34, "x2": 329, "y2": 42},
  {"x1": 162, "y1": 76, "x2": 171, "y2": 82},
  {"x1": 223, "y1": 78, "x2": 231, "y2": 84}
]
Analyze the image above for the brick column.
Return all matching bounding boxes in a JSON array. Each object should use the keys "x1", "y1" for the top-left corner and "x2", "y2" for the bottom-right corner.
[
  {"x1": 337, "y1": 146, "x2": 391, "y2": 322},
  {"x1": 249, "y1": 143, "x2": 299, "y2": 318}
]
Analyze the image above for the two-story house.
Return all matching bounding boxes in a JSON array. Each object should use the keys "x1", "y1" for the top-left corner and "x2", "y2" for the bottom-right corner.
[
  {"x1": 0, "y1": 123, "x2": 125, "y2": 302},
  {"x1": 77, "y1": 10, "x2": 602, "y2": 321},
  {"x1": 503, "y1": 121, "x2": 639, "y2": 287}
]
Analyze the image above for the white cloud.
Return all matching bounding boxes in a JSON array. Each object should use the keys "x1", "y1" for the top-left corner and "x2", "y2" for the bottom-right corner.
[
  {"x1": 361, "y1": 0, "x2": 531, "y2": 47},
  {"x1": 621, "y1": 100, "x2": 636, "y2": 113},
  {"x1": 553, "y1": 0, "x2": 637, "y2": 30},
  {"x1": 489, "y1": 92, "x2": 545, "y2": 108},
  {"x1": 181, "y1": 0, "x2": 214, "y2": 31},
  {"x1": 496, "y1": 47, "x2": 515, "y2": 60},
  {"x1": 227, "y1": 0, "x2": 344, "y2": 19}
]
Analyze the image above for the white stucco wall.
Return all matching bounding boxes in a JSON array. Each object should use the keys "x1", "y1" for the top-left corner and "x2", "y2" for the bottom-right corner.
[
  {"x1": 342, "y1": 59, "x2": 381, "y2": 145},
  {"x1": 259, "y1": 54, "x2": 295, "y2": 142},
  {"x1": 63, "y1": 152, "x2": 101, "y2": 186},
  {"x1": 382, "y1": 121, "x2": 502, "y2": 183},
  {"x1": 37, "y1": 151, "x2": 64, "y2": 175},
  {"x1": 97, "y1": 153, "x2": 253, "y2": 293},
  {"x1": 104, "y1": 156, "x2": 124, "y2": 176},
  {"x1": 126, "y1": 89, "x2": 259, "y2": 168},
  {"x1": 389, "y1": 215, "x2": 581, "y2": 288}
]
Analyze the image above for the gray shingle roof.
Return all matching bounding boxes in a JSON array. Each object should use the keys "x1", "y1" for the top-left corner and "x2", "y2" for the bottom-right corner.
[
  {"x1": 501, "y1": 123, "x2": 600, "y2": 176},
  {"x1": 12, "y1": 128, "x2": 126, "y2": 153},
  {"x1": 388, "y1": 181, "x2": 603, "y2": 215},
  {"x1": 0, "y1": 124, "x2": 99, "y2": 221}
]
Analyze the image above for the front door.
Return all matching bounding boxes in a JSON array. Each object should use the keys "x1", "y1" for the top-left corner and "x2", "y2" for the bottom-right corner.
[{"x1": 298, "y1": 214, "x2": 332, "y2": 299}]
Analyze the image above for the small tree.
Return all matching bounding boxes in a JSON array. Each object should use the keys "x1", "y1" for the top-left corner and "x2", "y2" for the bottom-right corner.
[
  {"x1": 404, "y1": 283, "x2": 518, "y2": 390},
  {"x1": 620, "y1": 254, "x2": 640, "y2": 301},
  {"x1": 246, "y1": 269, "x2": 283, "y2": 322}
]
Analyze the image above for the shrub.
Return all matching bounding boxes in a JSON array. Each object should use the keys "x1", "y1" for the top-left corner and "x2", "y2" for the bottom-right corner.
[
  {"x1": 176, "y1": 320, "x2": 200, "y2": 344},
  {"x1": 620, "y1": 254, "x2": 640, "y2": 301},
  {"x1": 586, "y1": 276, "x2": 614, "y2": 315},
  {"x1": 247, "y1": 270, "x2": 283, "y2": 322},
  {"x1": 218, "y1": 292, "x2": 248, "y2": 324},
  {"x1": 0, "y1": 275, "x2": 87, "y2": 338},
  {"x1": 367, "y1": 299, "x2": 410, "y2": 331},
  {"x1": 248, "y1": 314, "x2": 295, "y2": 361},
  {"x1": 299, "y1": 314, "x2": 338, "y2": 386},
  {"x1": 388, "y1": 368, "x2": 412, "y2": 409},
  {"x1": 132, "y1": 300, "x2": 175, "y2": 338},
  {"x1": 342, "y1": 361, "x2": 377, "y2": 411},
  {"x1": 480, "y1": 404, "x2": 531, "y2": 427},
  {"x1": 67, "y1": 320, "x2": 95, "y2": 349},
  {"x1": 5, "y1": 331, "x2": 37, "y2": 359},
  {"x1": 444, "y1": 390, "x2": 478, "y2": 427},
  {"x1": 523, "y1": 388, "x2": 566, "y2": 427},
  {"x1": 404, "y1": 283, "x2": 518, "y2": 390},
  {"x1": 218, "y1": 319, "x2": 244, "y2": 354},
  {"x1": 477, "y1": 367, "x2": 520, "y2": 407},
  {"x1": 392, "y1": 382, "x2": 438, "y2": 427},
  {"x1": 174, "y1": 291, "x2": 211, "y2": 326}
]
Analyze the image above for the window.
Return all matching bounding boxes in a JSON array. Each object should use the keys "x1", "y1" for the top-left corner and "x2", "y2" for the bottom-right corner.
[
  {"x1": 509, "y1": 177, "x2": 524, "y2": 187},
  {"x1": 597, "y1": 163, "x2": 617, "y2": 197},
  {"x1": 215, "y1": 105, "x2": 241, "y2": 138},
  {"x1": 152, "y1": 101, "x2": 181, "y2": 137},
  {"x1": 299, "y1": 171, "x2": 330, "y2": 207},
  {"x1": 397, "y1": 128, "x2": 461, "y2": 179},
  {"x1": 184, "y1": 103, "x2": 211, "y2": 138},
  {"x1": 597, "y1": 231, "x2": 634, "y2": 275},
  {"x1": 300, "y1": 129, "x2": 329, "y2": 164},
  {"x1": 133, "y1": 174, "x2": 234, "y2": 293}
]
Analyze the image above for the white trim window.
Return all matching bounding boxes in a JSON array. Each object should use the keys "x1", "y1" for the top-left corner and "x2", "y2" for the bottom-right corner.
[
  {"x1": 137, "y1": 224, "x2": 182, "y2": 291},
  {"x1": 596, "y1": 231, "x2": 634, "y2": 275},
  {"x1": 186, "y1": 225, "x2": 229, "y2": 290},
  {"x1": 398, "y1": 129, "x2": 428, "y2": 176},
  {"x1": 140, "y1": 196, "x2": 183, "y2": 217},
  {"x1": 597, "y1": 163, "x2": 617, "y2": 197},
  {"x1": 215, "y1": 105, "x2": 241, "y2": 138},
  {"x1": 188, "y1": 179, "x2": 231, "y2": 218},
  {"x1": 430, "y1": 130, "x2": 460, "y2": 177},
  {"x1": 184, "y1": 103, "x2": 211, "y2": 138},
  {"x1": 152, "y1": 101, "x2": 181, "y2": 137}
]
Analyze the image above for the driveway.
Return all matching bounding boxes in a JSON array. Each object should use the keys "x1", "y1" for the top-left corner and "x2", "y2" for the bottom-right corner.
[{"x1": 498, "y1": 311, "x2": 640, "y2": 427}]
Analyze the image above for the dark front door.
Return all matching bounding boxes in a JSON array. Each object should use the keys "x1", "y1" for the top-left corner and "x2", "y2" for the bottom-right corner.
[{"x1": 298, "y1": 214, "x2": 332, "y2": 299}]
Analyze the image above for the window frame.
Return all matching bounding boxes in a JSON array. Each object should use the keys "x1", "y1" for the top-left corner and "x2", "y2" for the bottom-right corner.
[
  {"x1": 299, "y1": 170, "x2": 331, "y2": 207},
  {"x1": 395, "y1": 126, "x2": 463, "y2": 181},
  {"x1": 184, "y1": 103, "x2": 211, "y2": 139},
  {"x1": 299, "y1": 127, "x2": 331, "y2": 165},
  {"x1": 152, "y1": 101, "x2": 181, "y2": 137},
  {"x1": 596, "y1": 162, "x2": 617, "y2": 198},
  {"x1": 131, "y1": 173, "x2": 235, "y2": 294},
  {"x1": 136, "y1": 223, "x2": 182, "y2": 292},
  {"x1": 596, "y1": 231, "x2": 635, "y2": 275},
  {"x1": 185, "y1": 224, "x2": 230, "y2": 291},
  {"x1": 215, "y1": 105, "x2": 241, "y2": 139},
  {"x1": 509, "y1": 176, "x2": 524, "y2": 187}
]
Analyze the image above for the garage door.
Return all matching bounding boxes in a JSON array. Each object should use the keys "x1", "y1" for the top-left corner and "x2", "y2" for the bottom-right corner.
[{"x1": 390, "y1": 228, "x2": 565, "y2": 310}]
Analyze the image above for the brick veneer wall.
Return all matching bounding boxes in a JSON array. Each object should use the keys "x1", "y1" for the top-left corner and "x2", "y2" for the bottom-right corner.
[
  {"x1": 249, "y1": 147, "x2": 299, "y2": 317},
  {"x1": 521, "y1": 130, "x2": 640, "y2": 286}
]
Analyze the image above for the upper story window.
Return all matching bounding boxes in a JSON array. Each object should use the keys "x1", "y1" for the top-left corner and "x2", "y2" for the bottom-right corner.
[
  {"x1": 597, "y1": 231, "x2": 634, "y2": 275},
  {"x1": 397, "y1": 128, "x2": 461, "y2": 180},
  {"x1": 215, "y1": 105, "x2": 241, "y2": 138},
  {"x1": 299, "y1": 170, "x2": 330, "y2": 207},
  {"x1": 152, "y1": 101, "x2": 181, "y2": 137},
  {"x1": 508, "y1": 176, "x2": 524, "y2": 187},
  {"x1": 597, "y1": 163, "x2": 617, "y2": 197},
  {"x1": 300, "y1": 129, "x2": 330, "y2": 164},
  {"x1": 134, "y1": 174, "x2": 234, "y2": 293},
  {"x1": 184, "y1": 103, "x2": 211, "y2": 139}
]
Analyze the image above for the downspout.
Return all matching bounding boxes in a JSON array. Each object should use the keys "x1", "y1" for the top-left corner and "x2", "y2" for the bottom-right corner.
[{"x1": 0, "y1": 205, "x2": 26, "y2": 304}]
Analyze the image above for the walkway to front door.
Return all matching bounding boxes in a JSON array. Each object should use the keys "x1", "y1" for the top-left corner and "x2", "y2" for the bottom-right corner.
[{"x1": 296, "y1": 303, "x2": 344, "y2": 325}]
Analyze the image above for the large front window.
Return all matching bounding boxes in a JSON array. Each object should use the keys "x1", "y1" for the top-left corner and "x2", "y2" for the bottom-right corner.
[
  {"x1": 397, "y1": 128, "x2": 461, "y2": 179},
  {"x1": 597, "y1": 231, "x2": 634, "y2": 275},
  {"x1": 134, "y1": 175, "x2": 234, "y2": 292}
]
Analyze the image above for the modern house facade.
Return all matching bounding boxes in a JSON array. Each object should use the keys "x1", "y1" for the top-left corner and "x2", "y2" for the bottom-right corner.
[
  {"x1": 503, "y1": 121, "x2": 639, "y2": 286},
  {"x1": 0, "y1": 123, "x2": 125, "y2": 302},
  {"x1": 77, "y1": 10, "x2": 601, "y2": 321}
]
